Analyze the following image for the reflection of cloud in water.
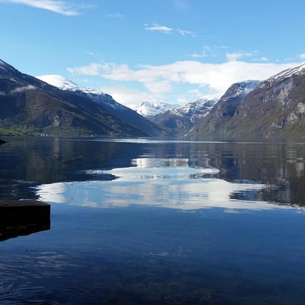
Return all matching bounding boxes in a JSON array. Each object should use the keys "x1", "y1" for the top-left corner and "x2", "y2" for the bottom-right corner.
[
  {"x1": 35, "y1": 157, "x2": 289, "y2": 211},
  {"x1": 35, "y1": 183, "x2": 67, "y2": 203},
  {"x1": 87, "y1": 158, "x2": 218, "y2": 180},
  {"x1": 133, "y1": 158, "x2": 190, "y2": 168},
  {"x1": 36, "y1": 178, "x2": 284, "y2": 211}
]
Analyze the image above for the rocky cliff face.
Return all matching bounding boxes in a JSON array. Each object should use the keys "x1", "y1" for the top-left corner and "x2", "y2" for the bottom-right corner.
[
  {"x1": 192, "y1": 63, "x2": 305, "y2": 139},
  {"x1": 230, "y1": 63, "x2": 305, "y2": 138},
  {"x1": 191, "y1": 80, "x2": 260, "y2": 137}
]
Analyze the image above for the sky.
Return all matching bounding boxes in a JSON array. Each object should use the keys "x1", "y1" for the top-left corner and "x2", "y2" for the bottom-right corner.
[{"x1": 1, "y1": 0, "x2": 305, "y2": 108}]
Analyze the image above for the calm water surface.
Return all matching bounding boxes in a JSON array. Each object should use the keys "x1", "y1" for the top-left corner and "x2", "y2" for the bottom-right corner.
[{"x1": 1, "y1": 137, "x2": 305, "y2": 304}]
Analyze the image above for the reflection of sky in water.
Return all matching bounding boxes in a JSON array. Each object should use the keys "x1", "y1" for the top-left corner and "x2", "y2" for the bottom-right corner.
[{"x1": 35, "y1": 157, "x2": 288, "y2": 211}]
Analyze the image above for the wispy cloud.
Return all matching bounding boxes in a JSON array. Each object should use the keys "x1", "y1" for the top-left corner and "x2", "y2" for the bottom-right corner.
[
  {"x1": 299, "y1": 53, "x2": 305, "y2": 60},
  {"x1": 0, "y1": 0, "x2": 83, "y2": 16},
  {"x1": 190, "y1": 51, "x2": 206, "y2": 58},
  {"x1": 226, "y1": 51, "x2": 258, "y2": 61},
  {"x1": 190, "y1": 46, "x2": 211, "y2": 58},
  {"x1": 11, "y1": 85, "x2": 36, "y2": 94},
  {"x1": 108, "y1": 12, "x2": 124, "y2": 18},
  {"x1": 256, "y1": 56, "x2": 269, "y2": 62},
  {"x1": 145, "y1": 24, "x2": 195, "y2": 37},
  {"x1": 144, "y1": 23, "x2": 173, "y2": 34},
  {"x1": 177, "y1": 29, "x2": 195, "y2": 37}
]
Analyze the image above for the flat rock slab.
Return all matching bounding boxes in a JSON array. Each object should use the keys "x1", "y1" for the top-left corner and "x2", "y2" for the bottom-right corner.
[
  {"x1": 0, "y1": 200, "x2": 49, "y2": 208},
  {"x1": 0, "y1": 200, "x2": 50, "y2": 227}
]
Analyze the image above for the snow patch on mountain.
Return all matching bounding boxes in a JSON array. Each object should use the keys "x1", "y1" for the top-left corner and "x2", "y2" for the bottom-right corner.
[
  {"x1": 222, "y1": 80, "x2": 261, "y2": 102},
  {"x1": 37, "y1": 74, "x2": 127, "y2": 111},
  {"x1": 176, "y1": 97, "x2": 218, "y2": 118},
  {"x1": 134, "y1": 101, "x2": 177, "y2": 118},
  {"x1": 37, "y1": 75, "x2": 102, "y2": 95},
  {"x1": 37, "y1": 75, "x2": 80, "y2": 91},
  {"x1": 268, "y1": 62, "x2": 305, "y2": 83}
]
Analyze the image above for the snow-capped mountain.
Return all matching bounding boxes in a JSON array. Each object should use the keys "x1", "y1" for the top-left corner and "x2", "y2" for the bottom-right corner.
[
  {"x1": 192, "y1": 62, "x2": 305, "y2": 139},
  {"x1": 37, "y1": 75, "x2": 81, "y2": 91},
  {"x1": 190, "y1": 80, "x2": 260, "y2": 137},
  {"x1": 266, "y1": 62, "x2": 305, "y2": 84},
  {"x1": 0, "y1": 59, "x2": 150, "y2": 137},
  {"x1": 220, "y1": 80, "x2": 261, "y2": 103},
  {"x1": 37, "y1": 74, "x2": 123, "y2": 109},
  {"x1": 134, "y1": 101, "x2": 176, "y2": 118},
  {"x1": 175, "y1": 97, "x2": 218, "y2": 120},
  {"x1": 149, "y1": 97, "x2": 219, "y2": 134},
  {"x1": 37, "y1": 75, "x2": 163, "y2": 136}
]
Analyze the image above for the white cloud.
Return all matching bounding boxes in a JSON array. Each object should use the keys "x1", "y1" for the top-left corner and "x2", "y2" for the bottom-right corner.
[
  {"x1": 226, "y1": 51, "x2": 258, "y2": 61},
  {"x1": 299, "y1": 53, "x2": 305, "y2": 60},
  {"x1": 99, "y1": 85, "x2": 163, "y2": 108},
  {"x1": 11, "y1": 85, "x2": 36, "y2": 94},
  {"x1": 177, "y1": 29, "x2": 195, "y2": 37},
  {"x1": 69, "y1": 60, "x2": 297, "y2": 96},
  {"x1": 190, "y1": 45, "x2": 223, "y2": 59},
  {"x1": 144, "y1": 23, "x2": 173, "y2": 34},
  {"x1": 0, "y1": 0, "x2": 81, "y2": 15},
  {"x1": 144, "y1": 24, "x2": 195, "y2": 37},
  {"x1": 190, "y1": 51, "x2": 207, "y2": 58}
]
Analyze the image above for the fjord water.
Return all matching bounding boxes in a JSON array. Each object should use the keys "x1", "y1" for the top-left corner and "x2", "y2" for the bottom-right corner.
[{"x1": 1, "y1": 138, "x2": 305, "y2": 304}]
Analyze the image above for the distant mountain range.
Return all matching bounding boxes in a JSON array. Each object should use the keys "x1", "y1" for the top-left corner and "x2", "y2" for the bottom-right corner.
[
  {"x1": 0, "y1": 60, "x2": 162, "y2": 137},
  {"x1": 149, "y1": 97, "x2": 219, "y2": 135},
  {"x1": 1, "y1": 59, "x2": 305, "y2": 140},
  {"x1": 37, "y1": 75, "x2": 163, "y2": 137}
]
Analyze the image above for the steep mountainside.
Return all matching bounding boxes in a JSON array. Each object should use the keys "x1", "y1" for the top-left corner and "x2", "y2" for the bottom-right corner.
[
  {"x1": 192, "y1": 63, "x2": 305, "y2": 139},
  {"x1": 190, "y1": 81, "x2": 260, "y2": 137},
  {"x1": 151, "y1": 97, "x2": 218, "y2": 135},
  {"x1": 38, "y1": 75, "x2": 163, "y2": 136},
  {"x1": 0, "y1": 60, "x2": 151, "y2": 137}
]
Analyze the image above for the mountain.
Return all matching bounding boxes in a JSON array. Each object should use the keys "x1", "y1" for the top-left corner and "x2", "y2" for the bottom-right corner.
[
  {"x1": 134, "y1": 101, "x2": 176, "y2": 119},
  {"x1": 190, "y1": 80, "x2": 260, "y2": 137},
  {"x1": 192, "y1": 63, "x2": 305, "y2": 139},
  {"x1": 37, "y1": 75, "x2": 163, "y2": 136},
  {"x1": 150, "y1": 97, "x2": 218, "y2": 135},
  {"x1": 0, "y1": 59, "x2": 156, "y2": 137}
]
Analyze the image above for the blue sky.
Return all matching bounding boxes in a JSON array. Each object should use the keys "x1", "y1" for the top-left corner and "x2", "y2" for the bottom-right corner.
[{"x1": 1, "y1": 0, "x2": 305, "y2": 107}]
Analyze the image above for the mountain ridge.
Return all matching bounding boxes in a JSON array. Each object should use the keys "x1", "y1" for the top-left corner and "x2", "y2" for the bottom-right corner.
[
  {"x1": 37, "y1": 75, "x2": 163, "y2": 136},
  {"x1": 0, "y1": 60, "x2": 156, "y2": 137},
  {"x1": 150, "y1": 97, "x2": 218, "y2": 135},
  {"x1": 192, "y1": 64, "x2": 305, "y2": 139}
]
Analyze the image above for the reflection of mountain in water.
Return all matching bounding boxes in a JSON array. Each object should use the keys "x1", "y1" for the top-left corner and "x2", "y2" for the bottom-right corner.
[
  {"x1": 36, "y1": 156, "x2": 272, "y2": 211},
  {"x1": 0, "y1": 137, "x2": 144, "y2": 200},
  {"x1": 190, "y1": 142, "x2": 305, "y2": 207},
  {"x1": 1, "y1": 138, "x2": 305, "y2": 208}
]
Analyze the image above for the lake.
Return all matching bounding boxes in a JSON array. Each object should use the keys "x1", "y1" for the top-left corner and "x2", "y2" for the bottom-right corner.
[{"x1": 1, "y1": 137, "x2": 305, "y2": 304}]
